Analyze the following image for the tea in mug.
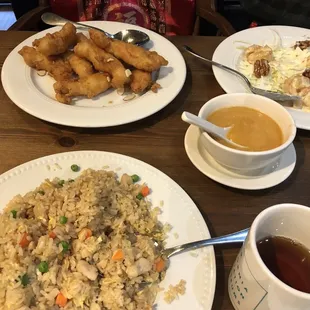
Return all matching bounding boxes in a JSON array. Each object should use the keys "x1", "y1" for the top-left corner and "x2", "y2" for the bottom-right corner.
[{"x1": 257, "y1": 236, "x2": 310, "y2": 293}]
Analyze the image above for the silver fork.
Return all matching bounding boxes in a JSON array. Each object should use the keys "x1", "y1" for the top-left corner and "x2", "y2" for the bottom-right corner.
[
  {"x1": 158, "y1": 227, "x2": 248, "y2": 258},
  {"x1": 138, "y1": 228, "x2": 249, "y2": 291},
  {"x1": 184, "y1": 45, "x2": 301, "y2": 102}
]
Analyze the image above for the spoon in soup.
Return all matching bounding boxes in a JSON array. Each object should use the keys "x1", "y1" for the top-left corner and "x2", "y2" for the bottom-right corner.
[{"x1": 181, "y1": 111, "x2": 248, "y2": 150}]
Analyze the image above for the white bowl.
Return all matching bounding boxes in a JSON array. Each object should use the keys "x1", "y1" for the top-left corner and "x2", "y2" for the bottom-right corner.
[{"x1": 198, "y1": 93, "x2": 297, "y2": 172}]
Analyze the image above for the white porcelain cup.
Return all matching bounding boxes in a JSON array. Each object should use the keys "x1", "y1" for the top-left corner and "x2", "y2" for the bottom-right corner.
[
  {"x1": 229, "y1": 204, "x2": 310, "y2": 310},
  {"x1": 198, "y1": 93, "x2": 296, "y2": 172}
]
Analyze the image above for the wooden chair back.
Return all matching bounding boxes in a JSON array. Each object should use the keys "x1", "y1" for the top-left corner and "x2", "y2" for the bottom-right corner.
[
  {"x1": 9, "y1": 0, "x2": 236, "y2": 36},
  {"x1": 9, "y1": 0, "x2": 50, "y2": 31},
  {"x1": 194, "y1": 0, "x2": 236, "y2": 36}
]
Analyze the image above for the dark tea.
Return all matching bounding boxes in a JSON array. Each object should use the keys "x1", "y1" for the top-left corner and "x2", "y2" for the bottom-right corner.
[{"x1": 257, "y1": 236, "x2": 310, "y2": 293}]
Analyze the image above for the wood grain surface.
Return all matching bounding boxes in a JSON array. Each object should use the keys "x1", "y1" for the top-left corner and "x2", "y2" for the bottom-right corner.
[{"x1": 1, "y1": 31, "x2": 310, "y2": 310}]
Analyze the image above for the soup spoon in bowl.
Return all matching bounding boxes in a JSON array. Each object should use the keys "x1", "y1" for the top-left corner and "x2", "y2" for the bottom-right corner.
[{"x1": 181, "y1": 111, "x2": 248, "y2": 150}]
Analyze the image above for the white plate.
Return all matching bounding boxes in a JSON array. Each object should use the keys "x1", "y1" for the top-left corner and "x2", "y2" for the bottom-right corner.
[
  {"x1": 0, "y1": 151, "x2": 215, "y2": 310},
  {"x1": 2, "y1": 22, "x2": 186, "y2": 128},
  {"x1": 212, "y1": 25, "x2": 310, "y2": 130},
  {"x1": 184, "y1": 125, "x2": 296, "y2": 190}
]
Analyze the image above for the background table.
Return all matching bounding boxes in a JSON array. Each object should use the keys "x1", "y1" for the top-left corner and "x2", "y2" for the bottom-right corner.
[{"x1": 1, "y1": 32, "x2": 310, "y2": 310}]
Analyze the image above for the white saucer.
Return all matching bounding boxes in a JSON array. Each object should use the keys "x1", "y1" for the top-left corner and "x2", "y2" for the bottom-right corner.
[{"x1": 184, "y1": 125, "x2": 296, "y2": 190}]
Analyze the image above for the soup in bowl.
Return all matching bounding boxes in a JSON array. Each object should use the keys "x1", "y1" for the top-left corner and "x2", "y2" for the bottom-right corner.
[
  {"x1": 207, "y1": 106, "x2": 283, "y2": 152},
  {"x1": 198, "y1": 93, "x2": 296, "y2": 172}
]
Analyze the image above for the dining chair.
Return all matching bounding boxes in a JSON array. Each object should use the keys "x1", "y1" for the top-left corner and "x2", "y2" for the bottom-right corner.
[
  {"x1": 8, "y1": 0, "x2": 236, "y2": 36},
  {"x1": 8, "y1": 0, "x2": 49, "y2": 31},
  {"x1": 194, "y1": 0, "x2": 236, "y2": 36}
]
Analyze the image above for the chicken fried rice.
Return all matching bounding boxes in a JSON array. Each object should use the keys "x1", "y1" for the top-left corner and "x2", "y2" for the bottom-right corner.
[{"x1": 0, "y1": 169, "x2": 168, "y2": 309}]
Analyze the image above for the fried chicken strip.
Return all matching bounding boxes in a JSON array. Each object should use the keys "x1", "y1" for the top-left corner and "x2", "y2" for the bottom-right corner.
[
  {"x1": 64, "y1": 51, "x2": 95, "y2": 78},
  {"x1": 33, "y1": 23, "x2": 77, "y2": 56},
  {"x1": 89, "y1": 29, "x2": 168, "y2": 72},
  {"x1": 76, "y1": 33, "x2": 89, "y2": 43},
  {"x1": 130, "y1": 70, "x2": 152, "y2": 94},
  {"x1": 53, "y1": 72, "x2": 111, "y2": 104},
  {"x1": 74, "y1": 38, "x2": 130, "y2": 88},
  {"x1": 19, "y1": 46, "x2": 73, "y2": 81}
]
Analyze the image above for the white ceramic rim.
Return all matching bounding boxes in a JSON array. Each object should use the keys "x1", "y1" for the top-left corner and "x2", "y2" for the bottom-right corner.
[
  {"x1": 250, "y1": 203, "x2": 310, "y2": 299},
  {"x1": 1, "y1": 21, "x2": 186, "y2": 128},
  {"x1": 198, "y1": 93, "x2": 297, "y2": 155}
]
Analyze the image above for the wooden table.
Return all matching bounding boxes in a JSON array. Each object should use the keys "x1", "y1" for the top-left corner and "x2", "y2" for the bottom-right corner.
[{"x1": 1, "y1": 32, "x2": 310, "y2": 310}]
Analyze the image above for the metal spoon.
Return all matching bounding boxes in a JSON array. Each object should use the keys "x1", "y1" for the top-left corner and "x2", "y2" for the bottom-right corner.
[
  {"x1": 138, "y1": 228, "x2": 248, "y2": 291},
  {"x1": 41, "y1": 12, "x2": 150, "y2": 46},
  {"x1": 181, "y1": 111, "x2": 247, "y2": 149},
  {"x1": 184, "y1": 45, "x2": 301, "y2": 102}
]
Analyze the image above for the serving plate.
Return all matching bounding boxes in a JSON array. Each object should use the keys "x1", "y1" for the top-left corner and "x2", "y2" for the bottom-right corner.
[
  {"x1": 0, "y1": 151, "x2": 215, "y2": 309},
  {"x1": 212, "y1": 25, "x2": 310, "y2": 130},
  {"x1": 2, "y1": 22, "x2": 186, "y2": 128}
]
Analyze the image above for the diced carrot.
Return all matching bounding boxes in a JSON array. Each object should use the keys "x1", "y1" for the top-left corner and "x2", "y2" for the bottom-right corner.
[
  {"x1": 84, "y1": 228, "x2": 92, "y2": 240},
  {"x1": 19, "y1": 232, "x2": 30, "y2": 248},
  {"x1": 78, "y1": 228, "x2": 92, "y2": 241},
  {"x1": 49, "y1": 231, "x2": 57, "y2": 239},
  {"x1": 55, "y1": 292, "x2": 67, "y2": 308},
  {"x1": 141, "y1": 186, "x2": 150, "y2": 197},
  {"x1": 155, "y1": 257, "x2": 166, "y2": 272},
  {"x1": 112, "y1": 249, "x2": 124, "y2": 261}
]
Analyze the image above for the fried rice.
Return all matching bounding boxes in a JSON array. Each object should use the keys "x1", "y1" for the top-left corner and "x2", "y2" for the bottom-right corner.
[{"x1": 0, "y1": 169, "x2": 168, "y2": 309}]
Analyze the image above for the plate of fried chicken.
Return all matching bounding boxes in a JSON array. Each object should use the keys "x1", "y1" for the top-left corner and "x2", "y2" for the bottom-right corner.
[
  {"x1": 212, "y1": 25, "x2": 310, "y2": 130},
  {"x1": 2, "y1": 21, "x2": 186, "y2": 127}
]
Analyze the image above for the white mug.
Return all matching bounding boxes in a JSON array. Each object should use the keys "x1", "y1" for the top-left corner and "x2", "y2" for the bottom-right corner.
[{"x1": 229, "y1": 203, "x2": 310, "y2": 310}]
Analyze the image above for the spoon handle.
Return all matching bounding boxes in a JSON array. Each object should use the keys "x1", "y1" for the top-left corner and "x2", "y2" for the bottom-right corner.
[
  {"x1": 183, "y1": 45, "x2": 252, "y2": 89},
  {"x1": 42, "y1": 12, "x2": 84, "y2": 28},
  {"x1": 164, "y1": 228, "x2": 249, "y2": 258},
  {"x1": 181, "y1": 111, "x2": 227, "y2": 138},
  {"x1": 41, "y1": 13, "x2": 111, "y2": 37}
]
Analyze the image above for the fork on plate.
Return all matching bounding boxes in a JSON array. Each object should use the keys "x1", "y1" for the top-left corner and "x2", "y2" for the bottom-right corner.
[{"x1": 184, "y1": 45, "x2": 301, "y2": 103}]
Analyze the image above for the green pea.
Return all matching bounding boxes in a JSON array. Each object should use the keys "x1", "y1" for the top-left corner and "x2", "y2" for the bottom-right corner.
[
  {"x1": 131, "y1": 174, "x2": 140, "y2": 183},
  {"x1": 38, "y1": 261, "x2": 48, "y2": 273},
  {"x1": 58, "y1": 180, "x2": 65, "y2": 187},
  {"x1": 71, "y1": 164, "x2": 80, "y2": 172},
  {"x1": 11, "y1": 210, "x2": 17, "y2": 219},
  {"x1": 59, "y1": 216, "x2": 68, "y2": 225},
  {"x1": 38, "y1": 190, "x2": 45, "y2": 195},
  {"x1": 20, "y1": 273, "x2": 30, "y2": 287},
  {"x1": 136, "y1": 193, "x2": 143, "y2": 200},
  {"x1": 59, "y1": 241, "x2": 69, "y2": 253},
  {"x1": 68, "y1": 179, "x2": 74, "y2": 183}
]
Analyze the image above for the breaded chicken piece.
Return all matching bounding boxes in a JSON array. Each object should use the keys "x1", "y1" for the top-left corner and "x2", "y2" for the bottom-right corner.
[
  {"x1": 89, "y1": 29, "x2": 168, "y2": 72},
  {"x1": 244, "y1": 44, "x2": 273, "y2": 64},
  {"x1": 53, "y1": 72, "x2": 111, "y2": 104},
  {"x1": 89, "y1": 28, "x2": 110, "y2": 49},
  {"x1": 76, "y1": 33, "x2": 88, "y2": 43},
  {"x1": 64, "y1": 51, "x2": 94, "y2": 78},
  {"x1": 33, "y1": 23, "x2": 77, "y2": 56},
  {"x1": 74, "y1": 38, "x2": 130, "y2": 88},
  {"x1": 130, "y1": 70, "x2": 152, "y2": 94},
  {"x1": 151, "y1": 82, "x2": 161, "y2": 93},
  {"x1": 18, "y1": 46, "x2": 73, "y2": 81}
]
